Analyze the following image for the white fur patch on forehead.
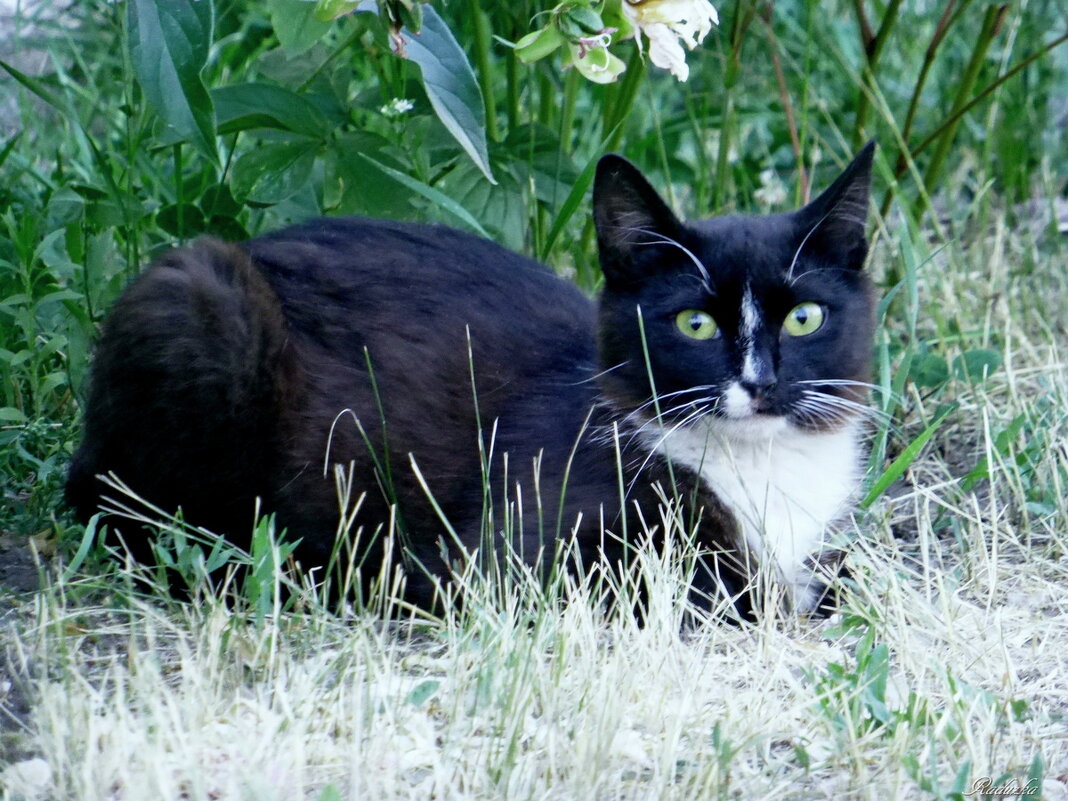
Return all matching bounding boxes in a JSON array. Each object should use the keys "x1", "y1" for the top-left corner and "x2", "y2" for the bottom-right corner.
[
  {"x1": 740, "y1": 284, "x2": 759, "y2": 340},
  {"x1": 739, "y1": 284, "x2": 761, "y2": 383}
]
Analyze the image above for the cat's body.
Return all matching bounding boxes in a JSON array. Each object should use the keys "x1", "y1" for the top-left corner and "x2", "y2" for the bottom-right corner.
[{"x1": 66, "y1": 145, "x2": 877, "y2": 617}]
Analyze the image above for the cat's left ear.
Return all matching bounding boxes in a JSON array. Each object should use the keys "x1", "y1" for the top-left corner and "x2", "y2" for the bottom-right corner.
[
  {"x1": 794, "y1": 141, "x2": 875, "y2": 270},
  {"x1": 594, "y1": 154, "x2": 684, "y2": 287}
]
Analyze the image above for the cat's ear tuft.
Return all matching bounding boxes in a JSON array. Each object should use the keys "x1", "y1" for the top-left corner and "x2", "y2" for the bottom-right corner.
[
  {"x1": 796, "y1": 141, "x2": 875, "y2": 270},
  {"x1": 594, "y1": 154, "x2": 682, "y2": 286}
]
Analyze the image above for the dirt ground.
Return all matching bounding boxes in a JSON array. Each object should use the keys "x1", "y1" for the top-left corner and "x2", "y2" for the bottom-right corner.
[
  {"x1": 0, "y1": 535, "x2": 42, "y2": 766},
  {"x1": 0, "y1": 533, "x2": 46, "y2": 595}
]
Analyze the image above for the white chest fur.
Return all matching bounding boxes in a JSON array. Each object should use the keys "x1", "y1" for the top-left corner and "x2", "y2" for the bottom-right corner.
[{"x1": 649, "y1": 416, "x2": 863, "y2": 611}]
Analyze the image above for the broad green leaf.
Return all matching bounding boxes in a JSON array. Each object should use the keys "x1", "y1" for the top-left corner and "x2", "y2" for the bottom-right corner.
[
  {"x1": 157, "y1": 203, "x2": 208, "y2": 237},
  {"x1": 909, "y1": 349, "x2": 949, "y2": 388},
  {"x1": 401, "y1": 6, "x2": 495, "y2": 184},
  {"x1": 0, "y1": 407, "x2": 27, "y2": 423},
  {"x1": 327, "y1": 133, "x2": 411, "y2": 218},
  {"x1": 952, "y1": 349, "x2": 1002, "y2": 383},
  {"x1": 127, "y1": 0, "x2": 217, "y2": 162},
  {"x1": 213, "y1": 83, "x2": 332, "y2": 139},
  {"x1": 268, "y1": 0, "x2": 332, "y2": 55},
  {"x1": 200, "y1": 183, "x2": 242, "y2": 219},
  {"x1": 231, "y1": 141, "x2": 318, "y2": 205},
  {"x1": 356, "y1": 153, "x2": 491, "y2": 238},
  {"x1": 438, "y1": 159, "x2": 524, "y2": 250}
]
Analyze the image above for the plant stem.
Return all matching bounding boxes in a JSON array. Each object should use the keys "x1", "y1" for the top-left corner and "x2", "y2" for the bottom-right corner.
[
  {"x1": 877, "y1": 0, "x2": 970, "y2": 217},
  {"x1": 881, "y1": 24, "x2": 1068, "y2": 217},
  {"x1": 538, "y1": 70, "x2": 556, "y2": 129},
  {"x1": 919, "y1": 4, "x2": 1009, "y2": 209},
  {"x1": 761, "y1": 7, "x2": 806, "y2": 199},
  {"x1": 712, "y1": 1, "x2": 757, "y2": 209},
  {"x1": 851, "y1": 0, "x2": 903, "y2": 149},
  {"x1": 173, "y1": 143, "x2": 184, "y2": 242},
  {"x1": 603, "y1": 44, "x2": 646, "y2": 152},
  {"x1": 895, "y1": 0, "x2": 968, "y2": 168},
  {"x1": 466, "y1": 0, "x2": 499, "y2": 142},
  {"x1": 506, "y1": 39, "x2": 521, "y2": 136},
  {"x1": 913, "y1": 27, "x2": 1065, "y2": 161},
  {"x1": 559, "y1": 67, "x2": 580, "y2": 155}
]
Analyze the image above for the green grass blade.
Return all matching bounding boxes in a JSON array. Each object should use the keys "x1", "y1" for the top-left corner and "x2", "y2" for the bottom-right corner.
[
  {"x1": 538, "y1": 148, "x2": 602, "y2": 262},
  {"x1": 861, "y1": 404, "x2": 956, "y2": 509}
]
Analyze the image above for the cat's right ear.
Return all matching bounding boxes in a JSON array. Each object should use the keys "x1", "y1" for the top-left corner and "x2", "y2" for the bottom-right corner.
[
  {"x1": 794, "y1": 141, "x2": 875, "y2": 271},
  {"x1": 594, "y1": 154, "x2": 683, "y2": 287}
]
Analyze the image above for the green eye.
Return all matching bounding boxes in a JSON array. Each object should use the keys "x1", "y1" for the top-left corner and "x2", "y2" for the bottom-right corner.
[
  {"x1": 676, "y1": 309, "x2": 719, "y2": 340},
  {"x1": 783, "y1": 302, "x2": 825, "y2": 336}
]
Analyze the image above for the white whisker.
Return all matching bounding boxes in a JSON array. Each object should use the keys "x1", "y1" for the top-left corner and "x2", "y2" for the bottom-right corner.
[{"x1": 617, "y1": 225, "x2": 714, "y2": 293}]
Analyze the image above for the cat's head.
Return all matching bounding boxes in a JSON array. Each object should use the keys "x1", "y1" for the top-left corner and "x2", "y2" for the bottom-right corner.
[{"x1": 593, "y1": 144, "x2": 876, "y2": 439}]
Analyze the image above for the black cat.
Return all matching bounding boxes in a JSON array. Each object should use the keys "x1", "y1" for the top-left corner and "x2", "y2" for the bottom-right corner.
[{"x1": 66, "y1": 144, "x2": 877, "y2": 618}]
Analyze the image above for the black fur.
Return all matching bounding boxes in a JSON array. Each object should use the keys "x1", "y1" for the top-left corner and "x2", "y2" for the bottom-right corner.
[{"x1": 67, "y1": 147, "x2": 876, "y2": 617}]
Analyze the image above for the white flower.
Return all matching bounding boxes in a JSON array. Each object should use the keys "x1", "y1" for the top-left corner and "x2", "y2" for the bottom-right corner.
[
  {"x1": 380, "y1": 97, "x2": 415, "y2": 118},
  {"x1": 754, "y1": 168, "x2": 788, "y2": 208},
  {"x1": 623, "y1": 0, "x2": 719, "y2": 81}
]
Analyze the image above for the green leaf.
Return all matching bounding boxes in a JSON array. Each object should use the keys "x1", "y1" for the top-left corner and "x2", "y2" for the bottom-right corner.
[
  {"x1": 326, "y1": 133, "x2": 411, "y2": 218},
  {"x1": 0, "y1": 407, "x2": 27, "y2": 423},
  {"x1": 231, "y1": 141, "x2": 318, "y2": 205},
  {"x1": 561, "y1": 6, "x2": 606, "y2": 37},
  {"x1": 405, "y1": 679, "x2": 440, "y2": 707},
  {"x1": 314, "y1": 0, "x2": 368, "y2": 23},
  {"x1": 355, "y1": 153, "x2": 491, "y2": 238},
  {"x1": 952, "y1": 349, "x2": 1002, "y2": 383},
  {"x1": 910, "y1": 348, "x2": 949, "y2": 388},
  {"x1": 0, "y1": 59, "x2": 76, "y2": 118},
  {"x1": 0, "y1": 131, "x2": 21, "y2": 171},
  {"x1": 515, "y1": 25, "x2": 565, "y2": 64},
  {"x1": 127, "y1": 0, "x2": 217, "y2": 162},
  {"x1": 63, "y1": 514, "x2": 103, "y2": 579},
  {"x1": 438, "y1": 160, "x2": 525, "y2": 250},
  {"x1": 213, "y1": 83, "x2": 333, "y2": 139},
  {"x1": 268, "y1": 0, "x2": 332, "y2": 55},
  {"x1": 401, "y1": 6, "x2": 495, "y2": 184},
  {"x1": 540, "y1": 149, "x2": 601, "y2": 260},
  {"x1": 157, "y1": 203, "x2": 207, "y2": 237},
  {"x1": 200, "y1": 183, "x2": 242, "y2": 218}
]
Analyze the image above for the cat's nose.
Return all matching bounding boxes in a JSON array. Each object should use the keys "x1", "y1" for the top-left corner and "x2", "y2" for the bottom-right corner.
[{"x1": 740, "y1": 377, "x2": 777, "y2": 401}]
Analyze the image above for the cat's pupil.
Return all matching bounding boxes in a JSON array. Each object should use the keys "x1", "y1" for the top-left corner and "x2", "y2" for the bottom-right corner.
[
  {"x1": 688, "y1": 313, "x2": 703, "y2": 331},
  {"x1": 793, "y1": 307, "x2": 809, "y2": 325}
]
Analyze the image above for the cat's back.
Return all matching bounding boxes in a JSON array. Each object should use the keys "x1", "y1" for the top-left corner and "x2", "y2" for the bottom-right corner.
[{"x1": 244, "y1": 217, "x2": 594, "y2": 357}]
